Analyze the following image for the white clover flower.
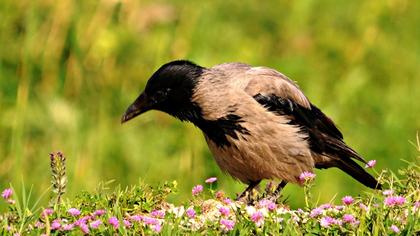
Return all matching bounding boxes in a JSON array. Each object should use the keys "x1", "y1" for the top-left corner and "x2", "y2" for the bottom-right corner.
[
  {"x1": 382, "y1": 189, "x2": 394, "y2": 196},
  {"x1": 201, "y1": 199, "x2": 223, "y2": 222},
  {"x1": 187, "y1": 218, "x2": 203, "y2": 231},
  {"x1": 326, "y1": 207, "x2": 340, "y2": 215},
  {"x1": 169, "y1": 206, "x2": 185, "y2": 218},
  {"x1": 275, "y1": 207, "x2": 290, "y2": 215},
  {"x1": 228, "y1": 201, "x2": 240, "y2": 212},
  {"x1": 246, "y1": 205, "x2": 256, "y2": 216},
  {"x1": 274, "y1": 217, "x2": 284, "y2": 223},
  {"x1": 292, "y1": 215, "x2": 300, "y2": 223}
]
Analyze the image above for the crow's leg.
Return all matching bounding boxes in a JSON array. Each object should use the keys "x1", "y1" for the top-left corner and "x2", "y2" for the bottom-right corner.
[
  {"x1": 274, "y1": 180, "x2": 288, "y2": 195},
  {"x1": 236, "y1": 180, "x2": 261, "y2": 202},
  {"x1": 268, "y1": 180, "x2": 288, "y2": 202}
]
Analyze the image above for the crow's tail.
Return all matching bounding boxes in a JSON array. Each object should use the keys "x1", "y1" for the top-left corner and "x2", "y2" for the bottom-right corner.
[
  {"x1": 317, "y1": 137, "x2": 382, "y2": 190},
  {"x1": 336, "y1": 158, "x2": 382, "y2": 190}
]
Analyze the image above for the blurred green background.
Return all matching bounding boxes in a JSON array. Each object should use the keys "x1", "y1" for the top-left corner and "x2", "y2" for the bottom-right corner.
[{"x1": 0, "y1": 0, "x2": 419, "y2": 208}]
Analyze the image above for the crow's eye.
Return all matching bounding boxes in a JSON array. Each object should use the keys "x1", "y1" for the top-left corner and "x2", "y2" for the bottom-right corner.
[
  {"x1": 151, "y1": 88, "x2": 171, "y2": 104},
  {"x1": 155, "y1": 90, "x2": 165, "y2": 97},
  {"x1": 156, "y1": 88, "x2": 171, "y2": 96}
]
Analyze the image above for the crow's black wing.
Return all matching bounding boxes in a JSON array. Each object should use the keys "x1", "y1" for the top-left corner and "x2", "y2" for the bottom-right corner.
[
  {"x1": 251, "y1": 93, "x2": 381, "y2": 189},
  {"x1": 242, "y1": 69, "x2": 380, "y2": 189},
  {"x1": 252, "y1": 93, "x2": 367, "y2": 163}
]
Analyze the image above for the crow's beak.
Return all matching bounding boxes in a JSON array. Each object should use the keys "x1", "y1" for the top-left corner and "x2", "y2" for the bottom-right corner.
[{"x1": 121, "y1": 92, "x2": 150, "y2": 124}]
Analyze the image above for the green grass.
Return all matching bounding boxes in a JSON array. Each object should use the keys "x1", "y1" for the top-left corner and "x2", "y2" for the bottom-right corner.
[
  {"x1": 0, "y1": 0, "x2": 419, "y2": 209},
  {"x1": 1, "y1": 148, "x2": 419, "y2": 235}
]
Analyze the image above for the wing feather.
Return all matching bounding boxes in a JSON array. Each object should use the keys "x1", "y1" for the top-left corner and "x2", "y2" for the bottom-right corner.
[{"x1": 243, "y1": 67, "x2": 366, "y2": 163}]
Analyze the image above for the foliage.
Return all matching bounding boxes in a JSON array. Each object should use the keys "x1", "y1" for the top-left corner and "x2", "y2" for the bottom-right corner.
[{"x1": 1, "y1": 147, "x2": 419, "y2": 235}]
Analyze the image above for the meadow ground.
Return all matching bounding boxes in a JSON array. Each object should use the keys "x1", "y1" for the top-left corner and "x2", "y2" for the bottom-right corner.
[
  {"x1": 0, "y1": 0, "x2": 419, "y2": 217},
  {"x1": 1, "y1": 149, "x2": 419, "y2": 235}
]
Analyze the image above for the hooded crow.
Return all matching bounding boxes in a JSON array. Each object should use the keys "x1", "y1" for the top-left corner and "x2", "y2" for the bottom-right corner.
[{"x1": 122, "y1": 60, "x2": 382, "y2": 200}]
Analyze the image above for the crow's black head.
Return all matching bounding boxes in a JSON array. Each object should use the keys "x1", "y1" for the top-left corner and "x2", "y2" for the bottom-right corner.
[{"x1": 121, "y1": 60, "x2": 205, "y2": 123}]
